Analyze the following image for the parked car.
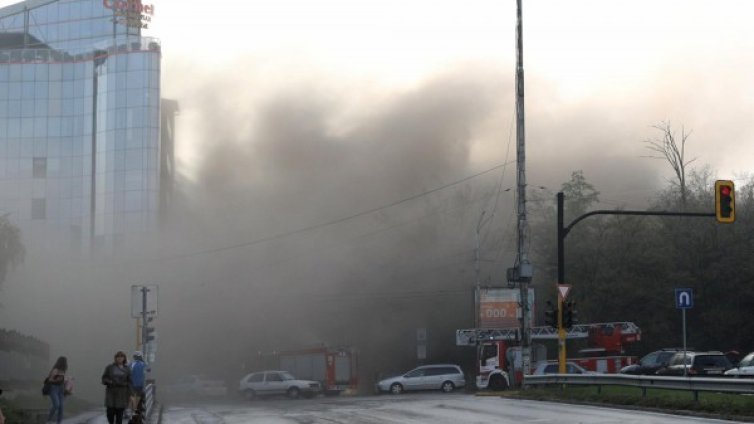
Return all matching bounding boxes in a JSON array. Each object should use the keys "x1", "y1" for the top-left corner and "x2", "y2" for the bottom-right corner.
[
  {"x1": 239, "y1": 370, "x2": 322, "y2": 400},
  {"x1": 724, "y1": 352, "x2": 754, "y2": 378},
  {"x1": 375, "y1": 364, "x2": 466, "y2": 394},
  {"x1": 533, "y1": 361, "x2": 594, "y2": 375},
  {"x1": 619, "y1": 348, "x2": 684, "y2": 375},
  {"x1": 162, "y1": 374, "x2": 228, "y2": 398},
  {"x1": 656, "y1": 351, "x2": 733, "y2": 376}
]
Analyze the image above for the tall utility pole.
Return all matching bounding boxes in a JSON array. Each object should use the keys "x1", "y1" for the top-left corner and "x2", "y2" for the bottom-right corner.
[{"x1": 514, "y1": 0, "x2": 533, "y2": 382}]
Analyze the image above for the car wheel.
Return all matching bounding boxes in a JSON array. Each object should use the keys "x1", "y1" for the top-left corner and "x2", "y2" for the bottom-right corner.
[
  {"x1": 243, "y1": 389, "x2": 256, "y2": 401},
  {"x1": 440, "y1": 381, "x2": 455, "y2": 393},
  {"x1": 389, "y1": 383, "x2": 404, "y2": 395},
  {"x1": 489, "y1": 375, "x2": 508, "y2": 391},
  {"x1": 287, "y1": 387, "x2": 300, "y2": 399}
]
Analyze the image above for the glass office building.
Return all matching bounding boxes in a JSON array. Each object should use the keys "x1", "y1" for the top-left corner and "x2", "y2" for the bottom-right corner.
[{"x1": 0, "y1": 0, "x2": 168, "y2": 253}]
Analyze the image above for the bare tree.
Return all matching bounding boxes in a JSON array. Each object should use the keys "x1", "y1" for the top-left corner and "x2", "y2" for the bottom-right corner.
[{"x1": 643, "y1": 121, "x2": 696, "y2": 208}]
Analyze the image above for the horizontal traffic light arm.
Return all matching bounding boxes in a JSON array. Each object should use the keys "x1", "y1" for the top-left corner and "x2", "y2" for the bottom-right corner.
[{"x1": 563, "y1": 210, "x2": 715, "y2": 238}]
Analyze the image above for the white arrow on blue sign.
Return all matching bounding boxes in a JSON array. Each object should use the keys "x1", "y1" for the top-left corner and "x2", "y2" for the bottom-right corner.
[{"x1": 675, "y1": 288, "x2": 694, "y2": 309}]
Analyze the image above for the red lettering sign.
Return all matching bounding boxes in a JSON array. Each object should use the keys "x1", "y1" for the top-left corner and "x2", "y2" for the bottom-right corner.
[{"x1": 103, "y1": 0, "x2": 155, "y2": 16}]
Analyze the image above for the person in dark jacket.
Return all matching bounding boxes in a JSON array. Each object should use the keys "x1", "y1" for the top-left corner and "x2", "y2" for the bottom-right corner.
[
  {"x1": 47, "y1": 356, "x2": 68, "y2": 424},
  {"x1": 101, "y1": 351, "x2": 131, "y2": 424}
]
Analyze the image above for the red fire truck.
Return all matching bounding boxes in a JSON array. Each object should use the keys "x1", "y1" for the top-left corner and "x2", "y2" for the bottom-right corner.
[
  {"x1": 456, "y1": 322, "x2": 641, "y2": 389},
  {"x1": 260, "y1": 346, "x2": 358, "y2": 395}
]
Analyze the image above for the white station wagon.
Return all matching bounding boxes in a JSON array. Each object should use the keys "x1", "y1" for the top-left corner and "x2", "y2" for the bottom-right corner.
[{"x1": 376, "y1": 364, "x2": 466, "y2": 394}]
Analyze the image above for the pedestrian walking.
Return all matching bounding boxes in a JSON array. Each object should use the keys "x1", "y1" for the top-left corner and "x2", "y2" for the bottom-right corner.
[
  {"x1": 101, "y1": 351, "x2": 131, "y2": 424},
  {"x1": 46, "y1": 356, "x2": 68, "y2": 424},
  {"x1": 128, "y1": 351, "x2": 147, "y2": 420},
  {"x1": 0, "y1": 387, "x2": 6, "y2": 424}
]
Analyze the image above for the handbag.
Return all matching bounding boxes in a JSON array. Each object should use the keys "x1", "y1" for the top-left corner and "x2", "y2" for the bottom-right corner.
[
  {"x1": 64, "y1": 377, "x2": 74, "y2": 396},
  {"x1": 42, "y1": 378, "x2": 52, "y2": 396}
]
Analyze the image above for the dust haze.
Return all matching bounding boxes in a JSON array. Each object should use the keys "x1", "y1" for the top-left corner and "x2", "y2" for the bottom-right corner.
[{"x1": 2, "y1": 54, "x2": 744, "y2": 399}]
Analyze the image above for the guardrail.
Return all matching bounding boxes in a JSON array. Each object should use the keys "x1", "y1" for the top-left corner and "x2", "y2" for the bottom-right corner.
[{"x1": 524, "y1": 373, "x2": 754, "y2": 401}]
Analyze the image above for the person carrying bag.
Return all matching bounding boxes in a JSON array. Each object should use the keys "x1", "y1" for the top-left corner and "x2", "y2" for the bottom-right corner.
[{"x1": 45, "y1": 356, "x2": 68, "y2": 424}]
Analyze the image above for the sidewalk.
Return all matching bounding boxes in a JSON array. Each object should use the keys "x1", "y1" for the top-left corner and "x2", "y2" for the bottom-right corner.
[{"x1": 61, "y1": 409, "x2": 107, "y2": 424}]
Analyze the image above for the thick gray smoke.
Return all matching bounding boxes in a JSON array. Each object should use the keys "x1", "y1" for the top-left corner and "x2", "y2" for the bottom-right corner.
[{"x1": 1, "y1": 59, "x2": 676, "y2": 401}]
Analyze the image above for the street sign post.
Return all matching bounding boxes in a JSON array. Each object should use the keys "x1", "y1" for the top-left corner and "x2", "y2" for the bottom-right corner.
[
  {"x1": 131, "y1": 285, "x2": 158, "y2": 318},
  {"x1": 675, "y1": 288, "x2": 693, "y2": 376},
  {"x1": 557, "y1": 284, "x2": 571, "y2": 374},
  {"x1": 131, "y1": 285, "x2": 158, "y2": 365}
]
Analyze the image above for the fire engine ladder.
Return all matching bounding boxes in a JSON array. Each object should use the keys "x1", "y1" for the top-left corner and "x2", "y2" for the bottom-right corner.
[{"x1": 456, "y1": 322, "x2": 640, "y2": 346}]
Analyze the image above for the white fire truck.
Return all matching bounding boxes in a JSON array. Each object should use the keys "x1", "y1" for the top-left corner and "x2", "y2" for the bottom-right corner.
[{"x1": 457, "y1": 322, "x2": 641, "y2": 389}]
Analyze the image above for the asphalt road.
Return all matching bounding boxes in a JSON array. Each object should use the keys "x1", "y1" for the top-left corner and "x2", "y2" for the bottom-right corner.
[{"x1": 155, "y1": 393, "x2": 747, "y2": 424}]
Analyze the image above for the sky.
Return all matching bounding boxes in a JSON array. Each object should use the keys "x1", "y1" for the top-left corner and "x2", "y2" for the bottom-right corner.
[
  {"x1": 150, "y1": 0, "x2": 753, "y2": 204},
  {"x1": 1, "y1": 0, "x2": 753, "y2": 398}
]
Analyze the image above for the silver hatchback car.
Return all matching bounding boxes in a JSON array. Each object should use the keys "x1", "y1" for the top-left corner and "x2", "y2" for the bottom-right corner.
[{"x1": 376, "y1": 364, "x2": 466, "y2": 394}]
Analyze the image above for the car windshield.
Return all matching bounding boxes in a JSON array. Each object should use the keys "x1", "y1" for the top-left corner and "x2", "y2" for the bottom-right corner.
[
  {"x1": 640, "y1": 352, "x2": 658, "y2": 366},
  {"x1": 280, "y1": 372, "x2": 297, "y2": 381},
  {"x1": 739, "y1": 354, "x2": 754, "y2": 367}
]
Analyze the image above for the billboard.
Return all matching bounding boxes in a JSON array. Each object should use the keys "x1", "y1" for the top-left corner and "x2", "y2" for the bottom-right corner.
[{"x1": 478, "y1": 288, "x2": 535, "y2": 328}]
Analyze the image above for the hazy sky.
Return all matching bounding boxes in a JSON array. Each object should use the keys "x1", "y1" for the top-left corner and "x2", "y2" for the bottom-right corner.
[
  {"x1": 1, "y1": 0, "x2": 751, "y2": 201},
  {"x1": 154, "y1": 0, "x2": 752, "y2": 202}
]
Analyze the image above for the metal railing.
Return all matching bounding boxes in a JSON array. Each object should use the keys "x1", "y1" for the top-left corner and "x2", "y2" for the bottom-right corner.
[
  {"x1": 524, "y1": 373, "x2": 754, "y2": 401},
  {"x1": 457, "y1": 322, "x2": 640, "y2": 346}
]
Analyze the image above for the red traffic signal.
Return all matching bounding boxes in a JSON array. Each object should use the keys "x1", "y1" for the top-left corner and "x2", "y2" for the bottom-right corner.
[{"x1": 715, "y1": 180, "x2": 735, "y2": 223}]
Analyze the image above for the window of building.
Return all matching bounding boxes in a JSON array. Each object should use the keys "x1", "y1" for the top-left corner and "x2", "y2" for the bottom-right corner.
[
  {"x1": 31, "y1": 198, "x2": 46, "y2": 220},
  {"x1": 33, "y1": 157, "x2": 47, "y2": 178}
]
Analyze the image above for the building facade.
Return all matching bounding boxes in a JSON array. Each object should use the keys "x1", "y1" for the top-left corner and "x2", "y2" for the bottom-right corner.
[{"x1": 0, "y1": 0, "x2": 170, "y2": 253}]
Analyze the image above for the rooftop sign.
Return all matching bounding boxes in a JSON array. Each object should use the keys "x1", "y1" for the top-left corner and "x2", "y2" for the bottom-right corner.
[{"x1": 104, "y1": 0, "x2": 155, "y2": 29}]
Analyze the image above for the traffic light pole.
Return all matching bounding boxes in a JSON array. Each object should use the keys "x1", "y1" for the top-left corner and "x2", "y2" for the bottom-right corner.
[
  {"x1": 141, "y1": 286, "x2": 148, "y2": 356},
  {"x1": 557, "y1": 290, "x2": 566, "y2": 373},
  {"x1": 557, "y1": 193, "x2": 566, "y2": 373},
  {"x1": 556, "y1": 192, "x2": 715, "y2": 373}
]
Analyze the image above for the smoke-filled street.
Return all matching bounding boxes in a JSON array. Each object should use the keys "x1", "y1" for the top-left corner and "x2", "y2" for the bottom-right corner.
[{"x1": 150, "y1": 395, "x2": 743, "y2": 424}]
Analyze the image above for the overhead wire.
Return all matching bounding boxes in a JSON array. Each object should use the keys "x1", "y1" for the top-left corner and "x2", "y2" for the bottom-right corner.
[{"x1": 112, "y1": 160, "x2": 517, "y2": 267}]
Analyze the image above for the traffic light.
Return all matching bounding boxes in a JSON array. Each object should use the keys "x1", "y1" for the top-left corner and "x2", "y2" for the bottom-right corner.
[
  {"x1": 145, "y1": 317, "x2": 156, "y2": 342},
  {"x1": 563, "y1": 301, "x2": 578, "y2": 329},
  {"x1": 544, "y1": 301, "x2": 557, "y2": 328},
  {"x1": 715, "y1": 180, "x2": 735, "y2": 223}
]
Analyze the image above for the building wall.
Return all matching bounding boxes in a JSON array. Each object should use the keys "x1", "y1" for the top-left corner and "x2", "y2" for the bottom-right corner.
[{"x1": 0, "y1": 0, "x2": 161, "y2": 252}]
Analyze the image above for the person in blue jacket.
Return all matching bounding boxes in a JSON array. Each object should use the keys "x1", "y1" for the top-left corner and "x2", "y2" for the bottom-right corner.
[{"x1": 129, "y1": 351, "x2": 147, "y2": 416}]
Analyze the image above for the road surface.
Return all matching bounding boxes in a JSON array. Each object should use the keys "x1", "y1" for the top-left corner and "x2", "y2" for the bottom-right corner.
[{"x1": 142, "y1": 393, "x2": 746, "y2": 424}]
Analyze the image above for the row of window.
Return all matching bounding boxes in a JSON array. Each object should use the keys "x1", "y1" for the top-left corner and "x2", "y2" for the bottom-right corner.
[
  {"x1": 0, "y1": 77, "x2": 157, "y2": 103},
  {"x1": 0, "y1": 132, "x2": 160, "y2": 158},
  {"x1": 0, "y1": 53, "x2": 159, "y2": 82},
  {"x1": 0, "y1": 110, "x2": 159, "y2": 138},
  {"x1": 2, "y1": 155, "x2": 160, "y2": 178},
  {"x1": 1, "y1": 0, "x2": 116, "y2": 27},
  {"x1": 29, "y1": 192, "x2": 160, "y2": 221}
]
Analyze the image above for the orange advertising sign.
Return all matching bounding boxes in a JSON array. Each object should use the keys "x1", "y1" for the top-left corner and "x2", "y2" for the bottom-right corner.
[{"x1": 479, "y1": 288, "x2": 535, "y2": 329}]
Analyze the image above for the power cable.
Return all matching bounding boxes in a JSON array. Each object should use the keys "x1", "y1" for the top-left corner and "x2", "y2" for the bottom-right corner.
[{"x1": 115, "y1": 160, "x2": 517, "y2": 266}]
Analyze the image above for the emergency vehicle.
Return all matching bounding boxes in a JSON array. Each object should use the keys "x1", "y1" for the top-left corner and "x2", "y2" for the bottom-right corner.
[
  {"x1": 259, "y1": 346, "x2": 358, "y2": 395},
  {"x1": 456, "y1": 321, "x2": 641, "y2": 389}
]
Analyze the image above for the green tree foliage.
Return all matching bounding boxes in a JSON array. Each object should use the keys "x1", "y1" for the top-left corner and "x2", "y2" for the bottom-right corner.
[
  {"x1": 529, "y1": 170, "x2": 754, "y2": 355},
  {"x1": 0, "y1": 214, "x2": 24, "y2": 287}
]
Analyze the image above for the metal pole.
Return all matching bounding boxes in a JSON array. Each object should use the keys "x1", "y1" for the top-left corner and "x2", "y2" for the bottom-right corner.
[
  {"x1": 557, "y1": 298, "x2": 565, "y2": 374},
  {"x1": 515, "y1": 0, "x2": 532, "y2": 383},
  {"x1": 557, "y1": 193, "x2": 566, "y2": 373},
  {"x1": 682, "y1": 308, "x2": 687, "y2": 377},
  {"x1": 141, "y1": 286, "x2": 148, "y2": 355},
  {"x1": 475, "y1": 212, "x2": 483, "y2": 328},
  {"x1": 558, "y1": 193, "x2": 565, "y2": 284}
]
